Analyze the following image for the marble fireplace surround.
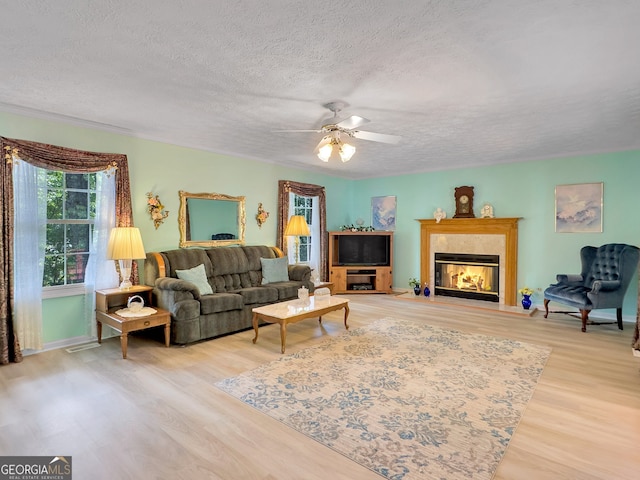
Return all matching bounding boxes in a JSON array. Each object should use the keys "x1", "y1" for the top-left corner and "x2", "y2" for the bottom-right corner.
[{"x1": 418, "y1": 218, "x2": 521, "y2": 306}]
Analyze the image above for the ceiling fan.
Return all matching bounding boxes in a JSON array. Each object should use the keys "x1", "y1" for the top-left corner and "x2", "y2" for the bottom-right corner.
[{"x1": 277, "y1": 101, "x2": 401, "y2": 163}]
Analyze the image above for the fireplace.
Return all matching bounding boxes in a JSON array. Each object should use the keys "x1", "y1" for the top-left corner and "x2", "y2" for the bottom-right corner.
[
  {"x1": 434, "y1": 253, "x2": 499, "y2": 302},
  {"x1": 417, "y1": 218, "x2": 520, "y2": 305}
]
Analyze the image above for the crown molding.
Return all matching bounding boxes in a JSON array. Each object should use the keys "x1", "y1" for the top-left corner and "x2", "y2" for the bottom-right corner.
[{"x1": 0, "y1": 102, "x2": 135, "y2": 136}]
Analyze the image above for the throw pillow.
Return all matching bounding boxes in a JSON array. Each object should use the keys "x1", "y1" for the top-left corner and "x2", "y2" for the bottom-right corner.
[
  {"x1": 175, "y1": 263, "x2": 213, "y2": 295},
  {"x1": 261, "y1": 256, "x2": 289, "y2": 284}
]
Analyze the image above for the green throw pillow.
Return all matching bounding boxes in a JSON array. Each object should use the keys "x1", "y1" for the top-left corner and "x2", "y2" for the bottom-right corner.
[
  {"x1": 175, "y1": 263, "x2": 213, "y2": 295},
  {"x1": 261, "y1": 256, "x2": 289, "y2": 284}
]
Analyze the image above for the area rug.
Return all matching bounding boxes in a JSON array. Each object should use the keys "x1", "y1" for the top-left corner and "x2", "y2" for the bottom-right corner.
[{"x1": 215, "y1": 318, "x2": 551, "y2": 480}]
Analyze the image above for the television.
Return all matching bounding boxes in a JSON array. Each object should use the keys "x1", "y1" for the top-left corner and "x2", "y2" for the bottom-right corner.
[{"x1": 337, "y1": 234, "x2": 391, "y2": 266}]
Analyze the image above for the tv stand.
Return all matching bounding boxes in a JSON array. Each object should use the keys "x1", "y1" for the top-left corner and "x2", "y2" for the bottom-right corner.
[{"x1": 329, "y1": 231, "x2": 393, "y2": 294}]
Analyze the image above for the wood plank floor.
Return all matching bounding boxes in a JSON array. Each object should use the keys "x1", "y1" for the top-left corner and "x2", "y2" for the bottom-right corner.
[{"x1": 1, "y1": 295, "x2": 639, "y2": 479}]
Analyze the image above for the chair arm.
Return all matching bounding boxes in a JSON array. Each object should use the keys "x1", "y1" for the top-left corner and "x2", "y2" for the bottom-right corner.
[
  {"x1": 590, "y1": 280, "x2": 621, "y2": 294},
  {"x1": 556, "y1": 274, "x2": 583, "y2": 284},
  {"x1": 155, "y1": 277, "x2": 201, "y2": 300}
]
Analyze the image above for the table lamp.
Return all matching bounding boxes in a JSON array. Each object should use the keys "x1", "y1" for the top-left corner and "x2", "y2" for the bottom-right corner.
[
  {"x1": 107, "y1": 227, "x2": 146, "y2": 290},
  {"x1": 284, "y1": 215, "x2": 310, "y2": 264}
]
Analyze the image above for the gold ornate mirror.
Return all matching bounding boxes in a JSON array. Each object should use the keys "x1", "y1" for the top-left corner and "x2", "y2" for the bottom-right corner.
[{"x1": 178, "y1": 191, "x2": 246, "y2": 247}]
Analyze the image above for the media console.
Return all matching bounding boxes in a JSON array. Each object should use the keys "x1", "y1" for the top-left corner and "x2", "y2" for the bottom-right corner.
[{"x1": 328, "y1": 231, "x2": 393, "y2": 294}]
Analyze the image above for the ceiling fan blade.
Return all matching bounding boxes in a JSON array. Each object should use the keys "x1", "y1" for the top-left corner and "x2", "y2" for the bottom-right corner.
[
  {"x1": 336, "y1": 115, "x2": 370, "y2": 130},
  {"x1": 352, "y1": 130, "x2": 401, "y2": 144}
]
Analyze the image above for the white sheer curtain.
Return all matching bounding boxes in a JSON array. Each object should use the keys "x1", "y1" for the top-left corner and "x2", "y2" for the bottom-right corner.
[
  {"x1": 308, "y1": 196, "x2": 320, "y2": 277},
  {"x1": 13, "y1": 161, "x2": 46, "y2": 350},
  {"x1": 84, "y1": 171, "x2": 118, "y2": 338}
]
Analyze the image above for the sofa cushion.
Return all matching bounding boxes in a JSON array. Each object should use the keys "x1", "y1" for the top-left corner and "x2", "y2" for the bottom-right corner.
[
  {"x1": 207, "y1": 246, "x2": 250, "y2": 276},
  {"x1": 175, "y1": 264, "x2": 214, "y2": 295},
  {"x1": 268, "y1": 281, "x2": 304, "y2": 300},
  {"x1": 211, "y1": 273, "x2": 249, "y2": 293},
  {"x1": 200, "y1": 293, "x2": 244, "y2": 314},
  {"x1": 243, "y1": 245, "x2": 278, "y2": 286},
  {"x1": 544, "y1": 283, "x2": 592, "y2": 308},
  {"x1": 164, "y1": 249, "x2": 214, "y2": 278},
  {"x1": 206, "y1": 247, "x2": 252, "y2": 291},
  {"x1": 234, "y1": 286, "x2": 279, "y2": 305},
  {"x1": 261, "y1": 256, "x2": 289, "y2": 284}
]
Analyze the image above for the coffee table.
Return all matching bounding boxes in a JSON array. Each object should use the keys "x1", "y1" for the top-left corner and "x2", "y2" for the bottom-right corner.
[{"x1": 252, "y1": 296, "x2": 349, "y2": 353}]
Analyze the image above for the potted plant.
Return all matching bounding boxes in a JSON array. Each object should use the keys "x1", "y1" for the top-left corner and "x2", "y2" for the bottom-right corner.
[{"x1": 409, "y1": 278, "x2": 421, "y2": 295}]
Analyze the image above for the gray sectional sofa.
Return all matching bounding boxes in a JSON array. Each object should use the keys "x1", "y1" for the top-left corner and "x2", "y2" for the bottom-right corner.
[{"x1": 144, "y1": 245, "x2": 314, "y2": 344}]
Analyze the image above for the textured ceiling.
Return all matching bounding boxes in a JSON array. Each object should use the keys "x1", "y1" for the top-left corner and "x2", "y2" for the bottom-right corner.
[{"x1": 2, "y1": 0, "x2": 640, "y2": 179}]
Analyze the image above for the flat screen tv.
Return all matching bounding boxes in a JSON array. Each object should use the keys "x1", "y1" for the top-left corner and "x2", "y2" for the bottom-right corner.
[{"x1": 337, "y1": 234, "x2": 390, "y2": 266}]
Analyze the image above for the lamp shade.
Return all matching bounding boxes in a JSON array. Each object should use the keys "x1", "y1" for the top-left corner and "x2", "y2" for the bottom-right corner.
[
  {"x1": 107, "y1": 227, "x2": 146, "y2": 260},
  {"x1": 339, "y1": 142, "x2": 356, "y2": 162},
  {"x1": 317, "y1": 143, "x2": 333, "y2": 162},
  {"x1": 284, "y1": 215, "x2": 310, "y2": 237}
]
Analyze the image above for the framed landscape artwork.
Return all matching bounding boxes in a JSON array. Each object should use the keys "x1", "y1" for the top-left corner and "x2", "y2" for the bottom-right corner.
[
  {"x1": 371, "y1": 196, "x2": 396, "y2": 231},
  {"x1": 555, "y1": 182, "x2": 603, "y2": 233}
]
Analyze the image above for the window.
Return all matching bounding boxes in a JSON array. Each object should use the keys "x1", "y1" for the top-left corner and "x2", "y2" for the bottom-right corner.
[
  {"x1": 278, "y1": 180, "x2": 326, "y2": 282},
  {"x1": 42, "y1": 171, "x2": 97, "y2": 288},
  {"x1": 291, "y1": 194, "x2": 312, "y2": 263}
]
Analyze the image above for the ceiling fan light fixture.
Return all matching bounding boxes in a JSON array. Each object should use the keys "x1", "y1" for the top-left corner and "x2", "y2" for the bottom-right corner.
[
  {"x1": 282, "y1": 102, "x2": 399, "y2": 164},
  {"x1": 315, "y1": 135, "x2": 333, "y2": 162},
  {"x1": 317, "y1": 143, "x2": 333, "y2": 162},
  {"x1": 339, "y1": 142, "x2": 356, "y2": 162}
]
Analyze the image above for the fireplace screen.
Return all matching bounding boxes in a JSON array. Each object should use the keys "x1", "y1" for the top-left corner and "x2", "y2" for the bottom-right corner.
[{"x1": 434, "y1": 253, "x2": 499, "y2": 302}]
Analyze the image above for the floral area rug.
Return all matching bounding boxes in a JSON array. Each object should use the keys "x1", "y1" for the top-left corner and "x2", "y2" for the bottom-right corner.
[{"x1": 215, "y1": 318, "x2": 551, "y2": 480}]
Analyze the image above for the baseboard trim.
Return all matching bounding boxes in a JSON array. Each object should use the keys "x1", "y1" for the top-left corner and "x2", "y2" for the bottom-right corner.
[{"x1": 23, "y1": 335, "x2": 95, "y2": 356}]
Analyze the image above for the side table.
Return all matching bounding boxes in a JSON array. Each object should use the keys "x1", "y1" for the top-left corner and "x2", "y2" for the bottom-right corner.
[
  {"x1": 313, "y1": 281, "x2": 334, "y2": 294},
  {"x1": 96, "y1": 285, "x2": 171, "y2": 359}
]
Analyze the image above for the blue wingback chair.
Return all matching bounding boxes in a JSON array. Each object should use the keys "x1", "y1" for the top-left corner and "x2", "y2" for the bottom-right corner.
[{"x1": 543, "y1": 243, "x2": 639, "y2": 332}]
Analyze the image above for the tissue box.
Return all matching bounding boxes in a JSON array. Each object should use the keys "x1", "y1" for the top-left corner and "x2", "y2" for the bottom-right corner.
[
  {"x1": 314, "y1": 287, "x2": 331, "y2": 301},
  {"x1": 297, "y1": 286, "x2": 309, "y2": 300}
]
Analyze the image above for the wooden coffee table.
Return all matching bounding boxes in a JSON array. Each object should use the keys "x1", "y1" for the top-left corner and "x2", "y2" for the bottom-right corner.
[{"x1": 252, "y1": 296, "x2": 349, "y2": 353}]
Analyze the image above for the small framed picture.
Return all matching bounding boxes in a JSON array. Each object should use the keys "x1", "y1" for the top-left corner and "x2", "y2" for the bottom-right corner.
[
  {"x1": 371, "y1": 196, "x2": 396, "y2": 231},
  {"x1": 555, "y1": 182, "x2": 603, "y2": 233}
]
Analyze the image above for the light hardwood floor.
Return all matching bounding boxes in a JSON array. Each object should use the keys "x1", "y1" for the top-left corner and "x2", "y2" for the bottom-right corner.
[{"x1": 1, "y1": 295, "x2": 639, "y2": 479}]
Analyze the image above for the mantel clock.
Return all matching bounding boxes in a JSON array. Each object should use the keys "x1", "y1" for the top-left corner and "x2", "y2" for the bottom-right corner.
[{"x1": 453, "y1": 186, "x2": 475, "y2": 218}]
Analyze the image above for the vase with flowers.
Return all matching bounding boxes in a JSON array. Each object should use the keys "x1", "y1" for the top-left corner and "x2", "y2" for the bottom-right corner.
[
  {"x1": 409, "y1": 278, "x2": 421, "y2": 295},
  {"x1": 518, "y1": 286, "x2": 534, "y2": 310}
]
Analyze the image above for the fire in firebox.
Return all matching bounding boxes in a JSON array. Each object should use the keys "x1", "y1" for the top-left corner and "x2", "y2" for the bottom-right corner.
[{"x1": 435, "y1": 253, "x2": 499, "y2": 302}]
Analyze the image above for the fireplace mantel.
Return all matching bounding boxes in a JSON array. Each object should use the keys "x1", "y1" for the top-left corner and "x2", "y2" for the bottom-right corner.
[{"x1": 417, "y1": 218, "x2": 521, "y2": 305}]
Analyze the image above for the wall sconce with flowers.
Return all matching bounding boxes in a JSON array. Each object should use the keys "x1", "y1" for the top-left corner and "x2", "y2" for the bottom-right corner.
[
  {"x1": 146, "y1": 192, "x2": 169, "y2": 229},
  {"x1": 256, "y1": 203, "x2": 269, "y2": 228}
]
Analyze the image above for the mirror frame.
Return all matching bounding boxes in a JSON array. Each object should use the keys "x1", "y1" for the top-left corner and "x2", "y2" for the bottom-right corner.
[{"x1": 178, "y1": 191, "x2": 246, "y2": 248}]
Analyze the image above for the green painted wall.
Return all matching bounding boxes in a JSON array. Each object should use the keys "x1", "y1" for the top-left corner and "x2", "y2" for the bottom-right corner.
[
  {"x1": 41, "y1": 295, "x2": 87, "y2": 342},
  {"x1": 1, "y1": 111, "x2": 351, "y2": 345},
  {"x1": 350, "y1": 151, "x2": 640, "y2": 316},
  {"x1": 2, "y1": 109, "x2": 639, "y2": 348}
]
